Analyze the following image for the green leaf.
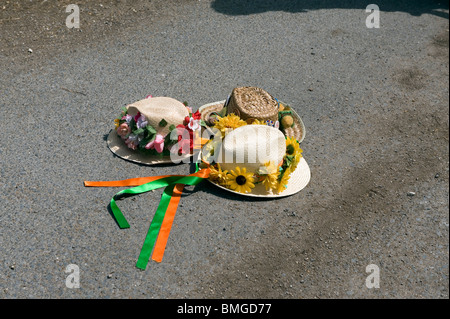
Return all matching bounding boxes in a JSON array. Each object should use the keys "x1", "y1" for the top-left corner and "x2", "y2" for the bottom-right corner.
[
  {"x1": 146, "y1": 125, "x2": 157, "y2": 135},
  {"x1": 183, "y1": 101, "x2": 189, "y2": 106},
  {"x1": 133, "y1": 128, "x2": 144, "y2": 135},
  {"x1": 139, "y1": 138, "x2": 149, "y2": 148},
  {"x1": 159, "y1": 119, "x2": 168, "y2": 127},
  {"x1": 129, "y1": 118, "x2": 137, "y2": 130},
  {"x1": 200, "y1": 120, "x2": 207, "y2": 127},
  {"x1": 164, "y1": 131, "x2": 175, "y2": 144},
  {"x1": 169, "y1": 124, "x2": 176, "y2": 131},
  {"x1": 148, "y1": 134, "x2": 156, "y2": 143},
  {"x1": 284, "y1": 155, "x2": 294, "y2": 167}
]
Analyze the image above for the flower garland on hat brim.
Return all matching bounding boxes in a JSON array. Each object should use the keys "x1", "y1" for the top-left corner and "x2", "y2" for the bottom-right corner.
[
  {"x1": 204, "y1": 113, "x2": 303, "y2": 195},
  {"x1": 114, "y1": 99, "x2": 203, "y2": 156}
]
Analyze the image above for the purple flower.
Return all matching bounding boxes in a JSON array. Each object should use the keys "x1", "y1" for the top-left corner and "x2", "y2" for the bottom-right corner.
[{"x1": 136, "y1": 114, "x2": 148, "y2": 129}]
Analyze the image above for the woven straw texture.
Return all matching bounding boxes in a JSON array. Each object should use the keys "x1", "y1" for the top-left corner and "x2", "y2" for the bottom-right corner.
[
  {"x1": 227, "y1": 87, "x2": 279, "y2": 122},
  {"x1": 126, "y1": 97, "x2": 189, "y2": 137},
  {"x1": 199, "y1": 100, "x2": 306, "y2": 143},
  {"x1": 282, "y1": 106, "x2": 306, "y2": 143},
  {"x1": 199, "y1": 100, "x2": 226, "y2": 123}
]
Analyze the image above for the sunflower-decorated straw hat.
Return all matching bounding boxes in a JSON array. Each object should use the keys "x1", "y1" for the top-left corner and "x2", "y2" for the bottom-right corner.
[
  {"x1": 200, "y1": 124, "x2": 310, "y2": 197},
  {"x1": 108, "y1": 96, "x2": 203, "y2": 165}
]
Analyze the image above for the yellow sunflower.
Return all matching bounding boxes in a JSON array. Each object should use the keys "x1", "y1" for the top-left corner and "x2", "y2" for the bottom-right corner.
[
  {"x1": 250, "y1": 119, "x2": 266, "y2": 125},
  {"x1": 286, "y1": 136, "x2": 301, "y2": 157},
  {"x1": 277, "y1": 167, "x2": 291, "y2": 194},
  {"x1": 227, "y1": 166, "x2": 255, "y2": 194},
  {"x1": 209, "y1": 164, "x2": 229, "y2": 186},
  {"x1": 258, "y1": 162, "x2": 279, "y2": 191},
  {"x1": 213, "y1": 113, "x2": 247, "y2": 136},
  {"x1": 285, "y1": 136, "x2": 303, "y2": 171}
]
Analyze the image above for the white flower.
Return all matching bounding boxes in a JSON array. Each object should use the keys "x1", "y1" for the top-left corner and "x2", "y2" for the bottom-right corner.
[{"x1": 188, "y1": 117, "x2": 201, "y2": 131}]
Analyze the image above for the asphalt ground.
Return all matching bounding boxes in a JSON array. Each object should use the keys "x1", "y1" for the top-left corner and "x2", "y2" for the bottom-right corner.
[{"x1": 0, "y1": 0, "x2": 448, "y2": 299}]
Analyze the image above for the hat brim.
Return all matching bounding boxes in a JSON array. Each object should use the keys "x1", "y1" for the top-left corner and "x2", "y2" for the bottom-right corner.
[
  {"x1": 199, "y1": 100, "x2": 306, "y2": 143},
  {"x1": 106, "y1": 129, "x2": 191, "y2": 165},
  {"x1": 206, "y1": 157, "x2": 311, "y2": 198}
]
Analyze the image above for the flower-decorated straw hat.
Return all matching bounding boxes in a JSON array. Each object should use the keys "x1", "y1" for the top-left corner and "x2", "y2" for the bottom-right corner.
[
  {"x1": 85, "y1": 88, "x2": 311, "y2": 270},
  {"x1": 199, "y1": 86, "x2": 306, "y2": 143},
  {"x1": 200, "y1": 124, "x2": 310, "y2": 197},
  {"x1": 107, "y1": 96, "x2": 202, "y2": 165}
]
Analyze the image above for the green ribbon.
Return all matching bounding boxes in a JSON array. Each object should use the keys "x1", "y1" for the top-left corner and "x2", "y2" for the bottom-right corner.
[{"x1": 109, "y1": 169, "x2": 206, "y2": 270}]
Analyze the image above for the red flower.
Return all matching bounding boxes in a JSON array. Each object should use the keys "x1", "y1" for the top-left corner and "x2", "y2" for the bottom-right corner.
[{"x1": 191, "y1": 110, "x2": 201, "y2": 120}]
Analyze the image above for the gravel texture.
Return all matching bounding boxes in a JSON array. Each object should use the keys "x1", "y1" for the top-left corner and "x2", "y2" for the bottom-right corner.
[{"x1": 0, "y1": 0, "x2": 448, "y2": 299}]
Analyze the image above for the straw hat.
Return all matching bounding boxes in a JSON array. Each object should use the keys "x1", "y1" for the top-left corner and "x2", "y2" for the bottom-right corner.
[
  {"x1": 227, "y1": 86, "x2": 279, "y2": 123},
  {"x1": 199, "y1": 87, "x2": 306, "y2": 143},
  {"x1": 201, "y1": 125, "x2": 310, "y2": 197},
  {"x1": 107, "y1": 96, "x2": 198, "y2": 165}
]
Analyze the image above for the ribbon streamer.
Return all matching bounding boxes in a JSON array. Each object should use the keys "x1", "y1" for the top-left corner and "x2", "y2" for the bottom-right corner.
[{"x1": 84, "y1": 168, "x2": 210, "y2": 270}]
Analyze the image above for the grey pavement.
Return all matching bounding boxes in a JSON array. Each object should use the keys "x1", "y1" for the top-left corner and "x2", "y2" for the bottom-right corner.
[{"x1": 0, "y1": 0, "x2": 448, "y2": 298}]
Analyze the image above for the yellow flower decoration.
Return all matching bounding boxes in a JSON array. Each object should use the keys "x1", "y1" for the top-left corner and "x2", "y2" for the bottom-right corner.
[
  {"x1": 250, "y1": 119, "x2": 266, "y2": 125},
  {"x1": 227, "y1": 166, "x2": 255, "y2": 194},
  {"x1": 286, "y1": 136, "x2": 301, "y2": 157},
  {"x1": 258, "y1": 162, "x2": 279, "y2": 191},
  {"x1": 213, "y1": 113, "x2": 247, "y2": 136},
  {"x1": 209, "y1": 164, "x2": 229, "y2": 186},
  {"x1": 285, "y1": 136, "x2": 303, "y2": 171},
  {"x1": 277, "y1": 167, "x2": 291, "y2": 194},
  {"x1": 114, "y1": 118, "x2": 120, "y2": 129},
  {"x1": 291, "y1": 150, "x2": 303, "y2": 171}
]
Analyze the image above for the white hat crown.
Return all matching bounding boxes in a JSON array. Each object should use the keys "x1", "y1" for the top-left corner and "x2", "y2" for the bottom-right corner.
[{"x1": 216, "y1": 125, "x2": 286, "y2": 173}]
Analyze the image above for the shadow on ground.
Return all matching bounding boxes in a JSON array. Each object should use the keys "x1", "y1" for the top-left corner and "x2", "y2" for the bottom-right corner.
[{"x1": 211, "y1": 0, "x2": 449, "y2": 19}]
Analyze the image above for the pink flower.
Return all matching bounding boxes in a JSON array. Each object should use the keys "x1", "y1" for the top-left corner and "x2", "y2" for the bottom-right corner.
[
  {"x1": 186, "y1": 106, "x2": 193, "y2": 114},
  {"x1": 125, "y1": 138, "x2": 137, "y2": 150},
  {"x1": 117, "y1": 123, "x2": 131, "y2": 137},
  {"x1": 145, "y1": 134, "x2": 165, "y2": 153},
  {"x1": 146, "y1": 94, "x2": 153, "y2": 99}
]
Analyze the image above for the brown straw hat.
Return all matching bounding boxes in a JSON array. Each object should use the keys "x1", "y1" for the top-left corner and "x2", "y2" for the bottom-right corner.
[
  {"x1": 227, "y1": 86, "x2": 279, "y2": 123},
  {"x1": 199, "y1": 87, "x2": 306, "y2": 143}
]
